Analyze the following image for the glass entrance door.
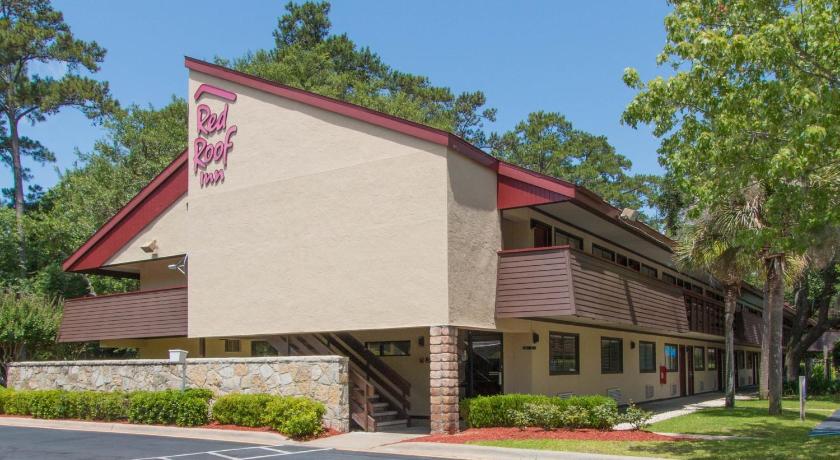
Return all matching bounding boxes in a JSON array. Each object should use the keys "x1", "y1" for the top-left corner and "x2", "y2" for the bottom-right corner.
[{"x1": 465, "y1": 331, "x2": 503, "y2": 397}]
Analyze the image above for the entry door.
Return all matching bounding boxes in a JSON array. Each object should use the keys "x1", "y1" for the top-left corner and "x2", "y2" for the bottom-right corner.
[
  {"x1": 686, "y1": 346, "x2": 695, "y2": 395},
  {"x1": 716, "y1": 348, "x2": 724, "y2": 391},
  {"x1": 465, "y1": 331, "x2": 503, "y2": 397}
]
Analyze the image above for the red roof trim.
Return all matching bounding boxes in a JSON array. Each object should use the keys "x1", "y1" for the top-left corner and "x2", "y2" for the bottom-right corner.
[{"x1": 62, "y1": 150, "x2": 188, "y2": 273}]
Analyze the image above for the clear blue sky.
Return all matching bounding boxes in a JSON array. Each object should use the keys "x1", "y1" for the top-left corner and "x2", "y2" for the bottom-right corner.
[{"x1": 11, "y1": 0, "x2": 673, "y2": 191}]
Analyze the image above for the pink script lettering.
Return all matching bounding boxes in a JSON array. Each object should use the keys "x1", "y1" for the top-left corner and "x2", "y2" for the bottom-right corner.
[{"x1": 193, "y1": 100, "x2": 238, "y2": 187}]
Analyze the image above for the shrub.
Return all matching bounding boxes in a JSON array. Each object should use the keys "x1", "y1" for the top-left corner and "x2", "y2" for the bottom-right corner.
[
  {"x1": 460, "y1": 394, "x2": 554, "y2": 428},
  {"x1": 212, "y1": 394, "x2": 274, "y2": 427},
  {"x1": 29, "y1": 390, "x2": 68, "y2": 419},
  {"x1": 184, "y1": 388, "x2": 215, "y2": 401},
  {"x1": 62, "y1": 391, "x2": 129, "y2": 421},
  {"x1": 621, "y1": 403, "x2": 653, "y2": 430},
  {"x1": 262, "y1": 396, "x2": 325, "y2": 439},
  {"x1": 461, "y1": 394, "x2": 619, "y2": 429},
  {"x1": 588, "y1": 401, "x2": 619, "y2": 429},
  {"x1": 508, "y1": 408, "x2": 531, "y2": 431},
  {"x1": 4, "y1": 390, "x2": 35, "y2": 416},
  {"x1": 0, "y1": 387, "x2": 12, "y2": 414},
  {"x1": 128, "y1": 390, "x2": 209, "y2": 427}
]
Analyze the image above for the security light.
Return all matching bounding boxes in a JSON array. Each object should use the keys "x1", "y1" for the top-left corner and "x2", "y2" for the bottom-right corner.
[{"x1": 140, "y1": 239, "x2": 158, "y2": 253}]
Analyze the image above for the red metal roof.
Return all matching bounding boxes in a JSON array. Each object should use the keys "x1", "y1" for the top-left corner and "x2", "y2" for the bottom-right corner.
[
  {"x1": 62, "y1": 150, "x2": 188, "y2": 274},
  {"x1": 63, "y1": 58, "x2": 676, "y2": 274}
]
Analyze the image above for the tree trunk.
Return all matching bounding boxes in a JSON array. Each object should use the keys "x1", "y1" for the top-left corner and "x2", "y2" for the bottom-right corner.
[
  {"x1": 786, "y1": 348, "x2": 801, "y2": 381},
  {"x1": 724, "y1": 284, "x2": 738, "y2": 408},
  {"x1": 765, "y1": 255, "x2": 785, "y2": 416},
  {"x1": 760, "y1": 280, "x2": 770, "y2": 399},
  {"x1": 7, "y1": 114, "x2": 27, "y2": 274}
]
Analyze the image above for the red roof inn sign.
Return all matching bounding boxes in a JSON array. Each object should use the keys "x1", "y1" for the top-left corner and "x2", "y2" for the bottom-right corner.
[{"x1": 193, "y1": 84, "x2": 238, "y2": 187}]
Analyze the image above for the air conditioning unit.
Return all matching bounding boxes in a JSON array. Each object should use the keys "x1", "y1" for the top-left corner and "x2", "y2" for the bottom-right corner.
[
  {"x1": 557, "y1": 392, "x2": 574, "y2": 399},
  {"x1": 671, "y1": 384, "x2": 678, "y2": 396},
  {"x1": 645, "y1": 385, "x2": 654, "y2": 400},
  {"x1": 606, "y1": 388, "x2": 623, "y2": 404},
  {"x1": 700, "y1": 381, "x2": 705, "y2": 391}
]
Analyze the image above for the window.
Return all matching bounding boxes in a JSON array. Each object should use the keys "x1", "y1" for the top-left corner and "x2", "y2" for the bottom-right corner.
[
  {"x1": 664, "y1": 344, "x2": 679, "y2": 371},
  {"x1": 693, "y1": 285, "x2": 704, "y2": 295},
  {"x1": 224, "y1": 339, "x2": 241, "y2": 353},
  {"x1": 639, "y1": 341, "x2": 656, "y2": 373},
  {"x1": 628, "y1": 258, "x2": 641, "y2": 271},
  {"x1": 663, "y1": 273, "x2": 677, "y2": 285},
  {"x1": 707, "y1": 348, "x2": 717, "y2": 370},
  {"x1": 616, "y1": 253, "x2": 628, "y2": 266},
  {"x1": 592, "y1": 244, "x2": 615, "y2": 262},
  {"x1": 640, "y1": 264, "x2": 658, "y2": 279},
  {"x1": 554, "y1": 229, "x2": 583, "y2": 250},
  {"x1": 549, "y1": 332, "x2": 579, "y2": 374},
  {"x1": 250, "y1": 340, "x2": 278, "y2": 357},
  {"x1": 601, "y1": 337, "x2": 623, "y2": 373},
  {"x1": 693, "y1": 347, "x2": 705, "y2": 371},
  {"x1": 365, "y1": 341, "x2": 410, "y2": 356},
  {"x1": 736, "y1": 350, "x2": 745, "y2": 369},
  {"x1": 746, "y1": 351, "x2": 754, "y2": 369},
  {"x1": 531, "y1": 219, "x2": 552, "y2": 248}
]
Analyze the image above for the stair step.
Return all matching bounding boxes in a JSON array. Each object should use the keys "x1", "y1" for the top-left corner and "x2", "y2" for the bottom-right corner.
[
  {"x1": 371, "y1": 402, "x2": 389, "y2": 410},
  {"x1": 373, "y1": 410, "x2": 398, "y2": 417},
  {"x1": 375, "y1": 418, "x2": 408, "y2": 428}
]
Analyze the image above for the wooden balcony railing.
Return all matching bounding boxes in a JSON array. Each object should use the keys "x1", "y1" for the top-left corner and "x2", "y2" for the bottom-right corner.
[{"x1": 58, "y1": 287, "x2": 187, "y2": 342}]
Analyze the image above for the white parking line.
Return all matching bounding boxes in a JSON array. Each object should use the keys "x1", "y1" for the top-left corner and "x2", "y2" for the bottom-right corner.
[{"x1": 133, "y1": 444, "x2": 332, "y2": 460}]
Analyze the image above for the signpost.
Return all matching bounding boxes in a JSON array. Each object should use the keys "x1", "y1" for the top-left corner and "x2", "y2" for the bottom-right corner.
[
  {"x1": 169, "y1": 349, "x2": 189, "y2": 391},
  {"x1": 799, "y1": 375, "x2": 806, "y2": 421}
]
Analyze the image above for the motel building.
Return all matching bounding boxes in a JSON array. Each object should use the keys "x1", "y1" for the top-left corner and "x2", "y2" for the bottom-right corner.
[{"x1": 57, "y1": 57, "x2": 767, "y2": 434}]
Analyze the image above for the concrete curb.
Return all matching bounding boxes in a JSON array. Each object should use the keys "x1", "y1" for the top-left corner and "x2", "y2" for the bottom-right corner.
[
  {"x1": 0, "y1": 416, "x2": 290, "y2": 445},
  {"x1": 372, "y1": 442, "x2": 668, "y2": 460}
]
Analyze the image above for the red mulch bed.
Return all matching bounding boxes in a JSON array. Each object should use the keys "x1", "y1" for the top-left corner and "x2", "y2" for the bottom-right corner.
[{"x1": 408, "y1": 427, "x2": 689, "y2": 443}]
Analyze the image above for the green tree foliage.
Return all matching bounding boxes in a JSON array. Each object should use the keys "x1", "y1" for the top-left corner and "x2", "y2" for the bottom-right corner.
[
  {"x1": 490, "y1": 111, "x2": 661, "y2": 223},
  {"x1": 0, "y1": 290, "x2": 61, "y2": 379},
  {"x1": 676, "y1": 209, "x2": 757, "y2": 408},
  {"x1": 0, "y1": 0, "x2": 115, "y2": 270},
  {"x1": 24, "y1": 98, "x2": 188, "y2": 298},
  {"x1": 219, "y1": 1, "x2": 497, "y2": 147},
  {"x1": 622, "y1": 0, "x2": 839, "y2": 415}
]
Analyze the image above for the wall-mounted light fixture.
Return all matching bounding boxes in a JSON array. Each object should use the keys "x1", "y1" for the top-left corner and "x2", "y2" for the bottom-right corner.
[
  {"x1": 140, "y1": 239, "x2": 158, "y2": 254},
  {"x1": 631, "y1": 341, "x2": 636, "y2": 349},
  {"x1": 418, "y1": 336, "x2": 425, "y2": 347},
  {"x1": 532, "y1": 332, "x2": 540, "y2": 344}
]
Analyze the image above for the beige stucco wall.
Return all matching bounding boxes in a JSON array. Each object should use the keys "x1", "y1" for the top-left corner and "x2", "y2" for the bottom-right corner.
[
  {"x1": 446, "y1": 150, "x2": 500, "y2": 328},
  {"x1": 187, "y1": 70, "x2": 514, "y2": 337},
  {"x1": 497, "y1": 318, "x2": 758, "y2": 404},
  {"x1": 136, "y1": 258, "x2": 188, "y2": 291},
  {"x1": 106, "y1": 196, "x2": 188, "y2": 266}
]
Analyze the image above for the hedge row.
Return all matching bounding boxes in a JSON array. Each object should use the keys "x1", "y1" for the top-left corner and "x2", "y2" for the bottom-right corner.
[
  {"x1": 212, "y1": 393, "x2": 325, "y2": 438},
  {"x1": 460, "y1": 394, "x2": 644, "y2": 430},
  {"x1": 0, "y1": 388, "x2": 325, "y2": 438}
]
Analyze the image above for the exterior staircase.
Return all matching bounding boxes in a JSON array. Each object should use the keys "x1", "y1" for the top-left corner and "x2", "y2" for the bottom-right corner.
[{"x1": 264, "y1": 332, "x2": 411, "y2": 432}]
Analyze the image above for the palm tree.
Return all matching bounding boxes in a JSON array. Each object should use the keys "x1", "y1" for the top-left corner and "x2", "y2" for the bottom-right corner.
[{"x1": 676, "y1": 210, "x2": 756, "y2": 408}]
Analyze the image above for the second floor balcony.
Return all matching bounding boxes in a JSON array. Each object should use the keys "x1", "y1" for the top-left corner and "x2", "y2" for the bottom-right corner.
[{"x1": 496, "y1": 245, "x2": 747, "y2": 339}]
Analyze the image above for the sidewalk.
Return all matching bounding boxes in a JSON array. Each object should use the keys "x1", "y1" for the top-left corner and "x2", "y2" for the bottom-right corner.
[{"x1": 614, "y1": 390, "x2": 757, "y2": 430}]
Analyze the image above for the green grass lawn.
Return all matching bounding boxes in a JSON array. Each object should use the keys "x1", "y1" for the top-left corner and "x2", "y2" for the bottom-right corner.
[{"x1": 470, "y1": 397, "x2": 840, "y2": 459}]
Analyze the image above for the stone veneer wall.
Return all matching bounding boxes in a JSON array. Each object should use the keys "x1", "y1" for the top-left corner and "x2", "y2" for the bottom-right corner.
[{"x1": 6, "y1": 356, "x2": 349, "y2": 431}]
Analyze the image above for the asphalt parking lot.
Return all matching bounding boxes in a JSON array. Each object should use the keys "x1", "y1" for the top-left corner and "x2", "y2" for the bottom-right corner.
[{"x1": 0, "y1": 426, "x2": 439, "y2": 460}]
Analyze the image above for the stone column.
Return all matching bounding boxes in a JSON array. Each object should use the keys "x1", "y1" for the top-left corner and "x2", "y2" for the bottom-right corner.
[{"x1": 430, "y1": 325, "x2": 459, "y2": 434}]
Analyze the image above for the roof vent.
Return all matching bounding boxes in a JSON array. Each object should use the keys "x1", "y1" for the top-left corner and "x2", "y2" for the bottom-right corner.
[{"x1": 620, "y1": 208, "x2": 640, "y2": 222}]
